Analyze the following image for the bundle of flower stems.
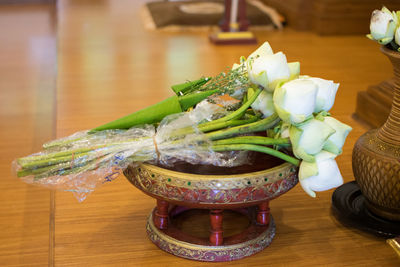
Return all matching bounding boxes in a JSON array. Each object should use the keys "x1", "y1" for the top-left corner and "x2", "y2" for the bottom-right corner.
[
  {"x1": 16, "y1": 87, "x2": 299, "y2": 180},
  {"x1": 15, "y1": 42, "x2": 352, "y2": 199}
]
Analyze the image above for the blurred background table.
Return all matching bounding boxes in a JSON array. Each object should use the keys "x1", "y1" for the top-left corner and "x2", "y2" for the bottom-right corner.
[{"x1": 0, "y1": 0, "x2": 398, "y2": 266}]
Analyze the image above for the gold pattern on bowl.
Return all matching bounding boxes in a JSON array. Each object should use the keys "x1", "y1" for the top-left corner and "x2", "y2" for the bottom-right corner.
[{"x1": 124, "y1": 162, "x2": 298, "y2": 208}]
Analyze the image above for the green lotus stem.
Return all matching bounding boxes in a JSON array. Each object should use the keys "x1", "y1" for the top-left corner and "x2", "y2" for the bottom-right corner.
[
  {"x1": 198, "y1": 116, "x2": 259, "y2": 133},
  {"x1": 20, "y1": 116, "x2": 261, "y2": 172},
  {"x1": 171, "y1": 115, "x2": 259, "y2": 138},
  {"x1": 17, "y1": 161, "x2": 73, "y2": 177},
  {"x1": 19, "y1": 136, "x2": 154, "y2": 168},
  {"x1": 212, "y1": 144, "x2": 300, "y2": 166},
  {"x1": 206, "y1": 113, "x2": 280, "y2": 141},
  {"x1": 20, "y1": 152, "x2": 92, "y2": 170},
  {"x1": 207, "y1": 87, "x2": 261, "y2": 124},
  {"x1": 192, "y1": 87, "x2": 261, "y2": 134},
  {"x1": 31, "y1": 157, "x2": 101, "y2": 180},
  {"x1": 171, "y1": 77, "x2": 211, "y2": 95},
  {"x1": 18, "y1": 145, "x2": 104, "y2": 164},
  {"x1": 212, "y1": 136, "x2": 290, "y2": 146}
]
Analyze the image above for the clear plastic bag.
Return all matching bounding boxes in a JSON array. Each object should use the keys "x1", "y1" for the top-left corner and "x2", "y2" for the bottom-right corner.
[{"x1": 13, "y1": 100, "x2": 249, "y2": 201}]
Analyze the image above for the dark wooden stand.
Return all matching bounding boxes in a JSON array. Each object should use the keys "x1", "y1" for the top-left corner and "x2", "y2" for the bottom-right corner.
[{"x1": 332, "y1": 181, "x2": 400, "y2": 238}]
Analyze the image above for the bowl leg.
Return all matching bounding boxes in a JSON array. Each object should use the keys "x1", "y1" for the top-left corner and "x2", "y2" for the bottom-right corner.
[
  {"x1": 209, "y1": 209, "x2": 223, "y2": 246},
  {"x1": 154, "y1": 199, "x2": 169, "y2": 229},
  {"x1": 257, "y1": 201, "x2": 270, "y2": 225}
]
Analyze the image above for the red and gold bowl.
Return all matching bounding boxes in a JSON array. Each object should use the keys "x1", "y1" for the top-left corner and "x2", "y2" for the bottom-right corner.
[{"x1": 123, "y1": 159, "x2": 298, "y2": 262}]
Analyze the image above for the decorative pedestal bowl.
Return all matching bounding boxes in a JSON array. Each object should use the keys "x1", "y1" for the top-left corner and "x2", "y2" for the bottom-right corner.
[{"x1": 123, "y1": 158, "x2": 298, "y2": 262}]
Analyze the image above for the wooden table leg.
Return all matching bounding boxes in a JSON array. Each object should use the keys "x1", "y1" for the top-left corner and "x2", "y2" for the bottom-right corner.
[
  {"x1": 154, "y1": 199, "x2": 169, "y2": 230},
  {"x1": 257, "y1": 201, "x2": 270, "y2": 226},
  {"x1": 209, "y1": 209, "x2": 223, "y2": 246}
]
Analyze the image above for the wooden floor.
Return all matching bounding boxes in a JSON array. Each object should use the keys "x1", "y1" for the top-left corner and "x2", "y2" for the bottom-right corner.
[{"x1": 0, "y1": 0, "x2": 398, "y2": 266}]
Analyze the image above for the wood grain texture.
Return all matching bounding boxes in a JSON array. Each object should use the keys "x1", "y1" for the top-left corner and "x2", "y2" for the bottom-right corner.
[
  {"x1": 0, "y1": 3, "x2": 56, "y2": 266},
  {"x1": 1, "y1": 0, "x2": 399, "y2": 266}
]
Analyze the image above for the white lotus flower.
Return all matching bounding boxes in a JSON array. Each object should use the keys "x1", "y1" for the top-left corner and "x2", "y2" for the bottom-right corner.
[
  {"x1": 367, "y1": 7, "x2": 397, "y2": 45},
  {"x1": 395, "y1": 26, "x2": 400, "y2": 50},
  {"x1": 232, "y1": 63, "x2": 242, "y2": 70},
  {"x1": 273, "y1": 79, "x2": 317, "y2": 125},
  {"x1": 299, "y1": 76, "x2": 339, "y2": 113},
  {"x1": 289, "y1": 118, "x2": 335, "y2": 162},
  {"x1": 299, "y1": 151, "x2": 343, "y2": 197},
  {"x1": 323, "y1": 117, "x2": 352, "y2": 155},
  {"x1": 288, "y1": 62, "x2": 300, "y2": 80},
  {"x1": 247, "y1": 52, "x2": 291, "y2": 92},
  {"x1": 247, "y1": 41, "x2": 274, "y2": 60},
  {"x1": 280, "y1": 122, "x2": 290, "y2": 138},
  {"x1": 250, "y1": 89, "x2": 275, "y2": 117}
]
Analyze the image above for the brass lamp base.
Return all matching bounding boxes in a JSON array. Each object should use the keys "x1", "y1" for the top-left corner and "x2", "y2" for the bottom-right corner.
[{"x1": 209, "y1": 31, "x2": 257, "y2": 45}]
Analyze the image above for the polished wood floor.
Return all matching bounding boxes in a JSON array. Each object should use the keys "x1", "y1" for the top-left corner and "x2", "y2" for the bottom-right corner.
[{"x1": 0, "y1": 0, "x2": 398, "y2": 266}]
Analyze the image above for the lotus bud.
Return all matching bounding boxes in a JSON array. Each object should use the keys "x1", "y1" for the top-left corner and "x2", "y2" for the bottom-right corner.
[
  {"x1": 288, "y1": 62, "x2": 300, "y2": 80},
  {"x1": 322, "y1": 117, "x2": 352, "y2": 155},
  {"x1": 250, "y1": 89, "x2": 275, "y2": 117},
  {"x1": 395, "y1": 26, "x2": 400, "y2": 51},
  {"x1": 280, "y1": 122, "x2": 290, "y2": 138},
  {"x1": 367, "y1": 7, "x2": 397, "y2": 45},
  {"x1": 290, "y1": 119, "x2": 335, "y2": 162},
  {"x1": 247, "y1": 41, "x2": 274, "y2": 60},
  {"x1": 232, "y1": 63, "x2": 242, "y2": 70},
  {"x1": 299, "y1": 76, "x2": 339, "y2": 113},
  {"x1": 273, "y1": 79, "x2": 317, "y2": 125},
  {"x1": 299, "y1": 151, "x2": 343, "y2": 197},
  {"x1": 247, "y1": 51, "x2": 291, "y2": 92}
]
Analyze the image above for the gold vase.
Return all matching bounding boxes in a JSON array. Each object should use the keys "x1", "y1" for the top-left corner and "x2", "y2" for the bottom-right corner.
[{"x1": 352, "y1": 46, "x2": 400, "y2": 221}]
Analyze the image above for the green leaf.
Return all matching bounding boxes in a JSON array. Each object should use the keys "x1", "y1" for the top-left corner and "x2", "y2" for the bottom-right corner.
[
  {"x1": 90, "y1": 95, "x2": 182, "y2": 131},
  {"x1": 178, "y1": 89, "x2": 218, "y2": 110}
]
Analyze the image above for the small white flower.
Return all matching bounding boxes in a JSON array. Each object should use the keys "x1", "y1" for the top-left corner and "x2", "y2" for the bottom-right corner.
[
  {"x1": 299, "y1": 151, "x2": 344, "y2": 198},
  {"x1": 273, "y1": 79, "x2": 317, "y2": 125},
  {"x1": 299, "y1": 76, "x2": 339, "y2": 113},
  {"x1": 250, "y1": 89, "x2": 275, "y2": 117},
  {"x1": 367, "y1": 7, "x2": 397, "y2": 45},
  {"x1": 323, "y1": 117, "x2": 352, "y2": 155},
  {"x1": 289, "y1": 118, "x2": 335, "y2": 162}
]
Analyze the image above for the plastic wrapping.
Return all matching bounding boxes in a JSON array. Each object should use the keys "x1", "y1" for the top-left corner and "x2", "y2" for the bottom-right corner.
[{"x1": 13, "y1": 100, "x2": 249, "y2": 201}]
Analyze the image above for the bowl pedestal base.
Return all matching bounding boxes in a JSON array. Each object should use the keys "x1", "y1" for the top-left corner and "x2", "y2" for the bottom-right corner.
[{"x1": 146, "y1": 200, "x2": 276, "y2": 262}]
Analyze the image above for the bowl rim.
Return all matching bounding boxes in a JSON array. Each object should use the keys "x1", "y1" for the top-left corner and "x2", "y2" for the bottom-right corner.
[{"x1": 137, "y1": 161, "x2": 296, "y2": 180}]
